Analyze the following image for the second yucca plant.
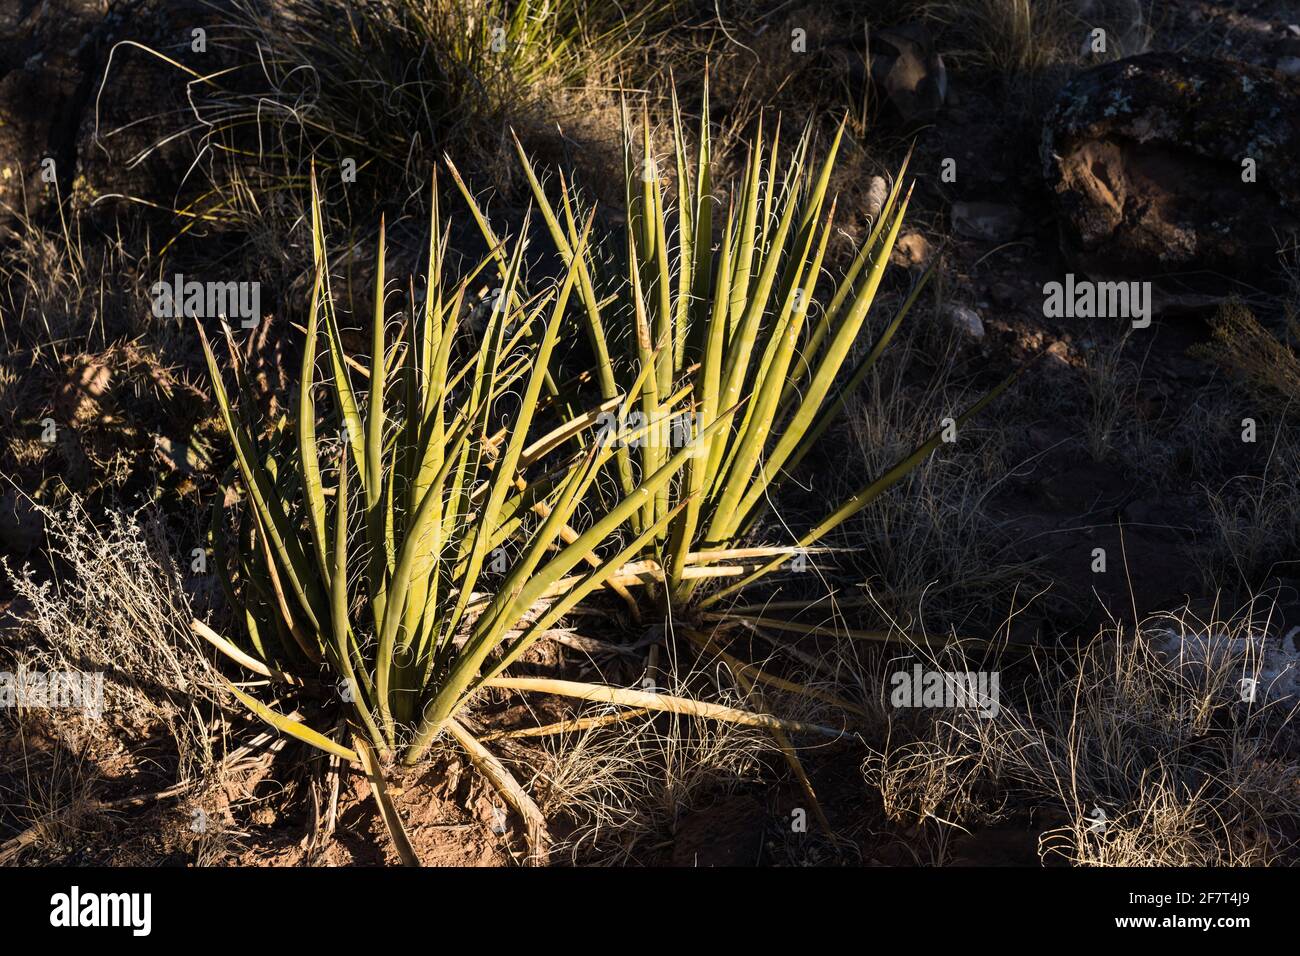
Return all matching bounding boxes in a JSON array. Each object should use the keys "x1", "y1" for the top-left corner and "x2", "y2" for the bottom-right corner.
[{"x1": 453, "y1": 86, "x2": 1009, "y2": 618}]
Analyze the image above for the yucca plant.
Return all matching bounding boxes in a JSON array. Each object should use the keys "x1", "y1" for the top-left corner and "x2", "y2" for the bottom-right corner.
[
  {"x1": 193, "y1": 173, "x2": 839, "y2": 861},
  {"x1": 450, "y1": 85, "x2": 1013, "y2": 624}
]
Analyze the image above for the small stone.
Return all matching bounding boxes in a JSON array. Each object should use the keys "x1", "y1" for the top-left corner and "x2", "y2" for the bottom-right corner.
[
  {"x1": 1277, "y1": 56, "x2": 1300, "y2": 77},
  {"x1": 892, "y1": 231, "x2": 932, "y2": 266},
  {"x1": 941, "y1": 303, "x2": 985, "y2": 339},
  {"x1": 868, "y1": 24, "x2": 947, "y2": 123},
  {"x1": 1045, "y1": 340, "x2": 1073, "y2": 368},
  {"x1": 865, "y1": 175, "x2": 888, "y2": 220}
]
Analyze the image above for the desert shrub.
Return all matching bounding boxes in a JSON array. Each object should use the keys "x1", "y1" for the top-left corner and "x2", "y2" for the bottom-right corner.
[{"x1": 2, "y1": 496, "x2": 225, "y2": 782}]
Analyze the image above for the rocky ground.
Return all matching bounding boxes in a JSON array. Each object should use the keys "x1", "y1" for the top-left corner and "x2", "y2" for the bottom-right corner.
[{"x1": 1, "y1": 0, "x2": 1298, "y2": 866}]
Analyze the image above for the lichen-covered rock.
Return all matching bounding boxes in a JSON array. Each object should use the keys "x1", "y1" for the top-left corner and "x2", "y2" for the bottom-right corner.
[{"x1": 1042, "y1": 53, "x2": 1300, "y2": 283}]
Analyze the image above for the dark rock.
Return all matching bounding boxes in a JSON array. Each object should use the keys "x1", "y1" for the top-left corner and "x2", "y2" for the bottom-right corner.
[
  {"x1": 0, "y1": 67, "x2": 60, "y2": 219},
  {"x1": 0, "y1": 1, "x2": 205, "y2": 226},
  {"x1": 1041, "y1": 53, "x2": 1300, "y2": 285},
  {"x1": 868, "y1": 25, "x2": 947, "y2": 124},
  {"x1": 822, "y1": 23, "x2": 946, "y2": 125},
  {"x1": 0, "y1": 0, "x2": 99, "y2": 220}
]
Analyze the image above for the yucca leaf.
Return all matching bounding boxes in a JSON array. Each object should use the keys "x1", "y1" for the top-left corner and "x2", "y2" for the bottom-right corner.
[
  {"x1": 708, "y1": 185, "x2": 914, "y2": 547},
  {"x1": 330, "y1": 449, "x2": 386, "y2": 750},
  {"x1": 355, "y1": 735, "x2": 420, "y2": 865},
  {"x1": 479, "y1": 499, "x2": 690, "y2": 690},
  {"x1": 484, "y1": 677, "x2": 846, "y2": 738},
  {"x1": 198, "y1": 324, "x2": 327, "y2": 638},
  {"x1": 311, "y1": 176, "x2": 369, "y2": 495},
  {"x1": 738, "y1": 262, "x2": 937, "y2": 528},
  {"x1": 226, "y1": 682, "x2": 359, "y2": 763},
  {"x1": 298, "y1": 268, "x2": 330, "y2": 585},
  {"x1": 414, "y1": 401, "x2": 742, "y2": 743}
]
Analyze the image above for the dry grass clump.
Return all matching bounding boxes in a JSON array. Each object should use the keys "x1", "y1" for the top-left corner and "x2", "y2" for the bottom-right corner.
[
  {"x1": 1026, "y1": 606, "x2": 1299, "y2": 865},
  {"x1": 0, "y1": 497, "x2": 236, "y2": 863},
  {"x1": 1199, "y1": 449, "x2": 1300, "y2": 593},
  {"x1": 0, "y1": 204, "x2": 157, "y2": 354},
  {"x1": 219, "y1": 0, "x2": 597, "y2": 183},
  {"x1": 520, "y1": 698, "x2": 772, "y2": 864},
  {"x1": 0, "y1": 722, "x2": 103, "y2": 865},
  {"x1": 106, "y1": 0, "x2": 667, "y2": 247},
  {"x1": 925, "y1": 0, "x2": 1147, "y2": 75},
  {"x1": 926, "y1": 0, "x2": 1075, "y2": 74},
  {"x1": 1079, "y1": 325, "x2": 1141, "y2": 462},
  {"x1": 453, "y1": 632, "x2": 847, "y2": 864},
  {"x1": 860, "y1": 603, "x2": 1300, "y2": 865},
  {"x1": 2, "y1": 495, "x2": 226, "y2": 782},
  {"x1": 494, "y1": 647, "x2": 849, "y2": 864},
  {"x1": 1192, "y1": 299, "x2": 1300, "y2": 420},
  {"x1": 857, "y1": 635, "x2": 1019, "y2": 828},
  {"x1": 844, "y1": 318, "x2": 1038, "y2": 633}
]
